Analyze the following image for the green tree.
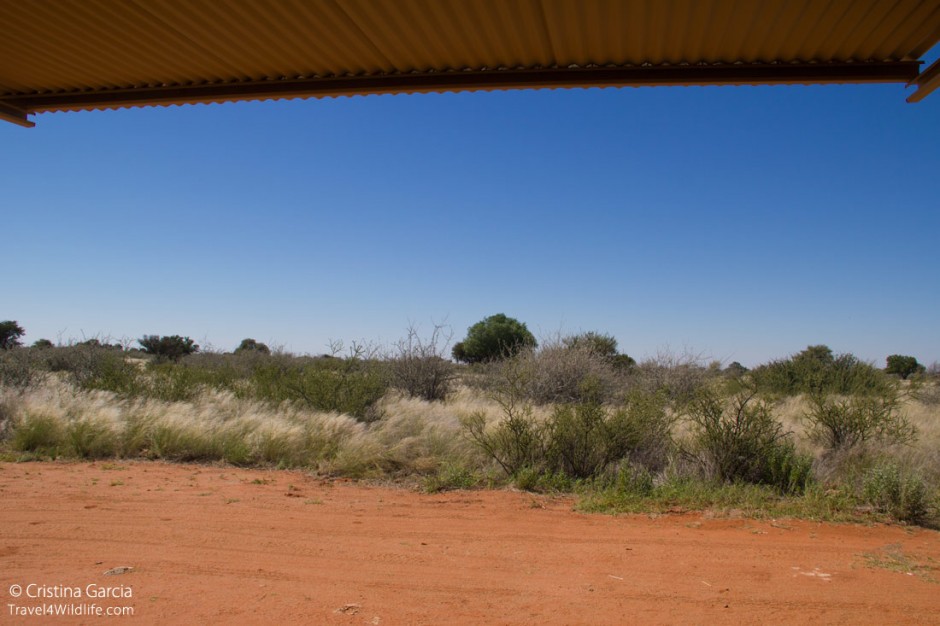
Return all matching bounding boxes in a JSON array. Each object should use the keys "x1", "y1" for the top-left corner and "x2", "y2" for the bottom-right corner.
[
  {"x1": 885, "y1": 355, "x2": 924, "y2": 380},
  {"x1": 234, "y1": 338, "x2": 270, "y2": 355},
  {"x1": 725, "y1": 361, "x2": 748, "y2": 378},
  {"x1": 138, "y1": 335, "x2": 199, "y2": 362},
  {"x1": 0, "y1": 321, "x2": 25, "y2": 350},
  {"x1": 31, "y1": 339, "x2": 54, "y2": 349},
  {"x1": 452, "y1": 314, "x2": 536, "y2": 363}
]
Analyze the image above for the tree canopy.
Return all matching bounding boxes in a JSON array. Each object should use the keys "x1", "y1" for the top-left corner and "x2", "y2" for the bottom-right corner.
[
  {"x1": 452, "y1": 314, "x2": 536, "y2": 363},
  {"x1": 0, "y1": 321, "x2": 25, "y2": 350},
  {"x1": 138, "y1": 335, "x2": 199, "y2": 361}
]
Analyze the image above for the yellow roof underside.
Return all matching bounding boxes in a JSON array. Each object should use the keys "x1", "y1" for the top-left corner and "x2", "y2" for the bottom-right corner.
[{"x1": 2, "y1": 0, "x2": 940, "y2": 125}]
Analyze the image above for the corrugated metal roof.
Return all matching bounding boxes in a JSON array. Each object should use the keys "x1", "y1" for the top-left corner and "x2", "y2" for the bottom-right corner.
[{"x1": 2, "y1": 0, "x2": 939, "y2": 126}]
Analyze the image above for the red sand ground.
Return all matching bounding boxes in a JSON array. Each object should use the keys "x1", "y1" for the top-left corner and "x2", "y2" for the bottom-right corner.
[{"x1": 1, "y1": 461, "x2": 938, "y2": 625}]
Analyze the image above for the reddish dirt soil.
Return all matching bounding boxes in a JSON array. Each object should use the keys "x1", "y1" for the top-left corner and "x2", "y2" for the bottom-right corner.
[{"x1": 1, "y1": 461, "x2": 938, "y2": 625}]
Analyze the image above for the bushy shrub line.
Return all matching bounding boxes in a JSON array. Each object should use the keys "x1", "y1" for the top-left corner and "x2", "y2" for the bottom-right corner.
[
  {"x1": 2, "y1": 336, "x2": 938, "y2": 526},
  {"x1": 19, "y1": 345, "x2": 390, "y2": 422},
  {"x1": 750, "y1": 345, "x2": 890, "y2": 396}
]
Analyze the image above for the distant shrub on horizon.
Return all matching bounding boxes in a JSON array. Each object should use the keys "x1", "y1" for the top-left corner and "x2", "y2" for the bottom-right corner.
[
  {"x1": 138, "y1": 335, "x2": 199, "y2": 362},
  {"x1": 885, "y1": 354, "x2": 925, "y2": 380},
  {"x1": 234, "y1": 338, "x2": 270, "y2": 355},
  {"x1": 749, "y1": 345, "x2": 888, "y2": 396},
  {"x1": 452, "y1": 314, "x2": 537, "y2": 364}
]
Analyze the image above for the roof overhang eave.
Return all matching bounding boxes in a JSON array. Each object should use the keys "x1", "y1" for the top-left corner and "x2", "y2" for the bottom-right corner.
[
  {"x1": 0, "y1": 100, "x2": 34, "y2": 127},
  {"x1": 1, "y1": 60, "x2": 922, "y2": 123},
  {"x1": 907, "y1": 57, "x2": 940, "y2": 102}
]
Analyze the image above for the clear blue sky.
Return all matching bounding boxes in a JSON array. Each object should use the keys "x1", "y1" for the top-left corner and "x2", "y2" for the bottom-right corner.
[{"x1": 2, "y1": 76, "x2": 938, "y2": 367}]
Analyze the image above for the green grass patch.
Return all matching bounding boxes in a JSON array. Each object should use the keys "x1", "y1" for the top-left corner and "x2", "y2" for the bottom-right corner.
[{"x1": 861, "y1": 544, "x2": 938, "y2": 583}]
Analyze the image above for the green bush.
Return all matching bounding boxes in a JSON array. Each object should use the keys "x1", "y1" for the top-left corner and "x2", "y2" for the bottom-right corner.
[
  {"x1": 863, "y1": 462, "x2": 932, "y2": 525},
  {"x1": 885, "y1": 355, "x2": 925, "y2": 380},
  {"x1": 684, "y1": 390, "x2": 798, "y2": 489},
  {"x1": 544, "y1": 400, "x2": 610, "y2": 479},
  {"x1": 461, "y1": 353, "x2": 543, "y2": 476},
  {"x1": 543, "y1": 390, "x2": 673, "y2": 479},
  {"x1": 452, "y1": 313, "x2": 536, "y2": 364},
  {"x1": 463, "y1": 370, "x2": 674, "y2": 483},
  {"x1": 804, "y1": 389, "x2": 915, "y2": 451},
  {"x1": 609, "y1": 464, "x2": 656, "y2": 497},
  {"x1": 250, "y1": 357, "x2": 388, "y2": 421},
  {"x1": 423, "y1": 462, "x2": 480, "y2": 493},
  {"x1": 763, "y1": 440, "x2": 814, "y2": 496},
  {"x1": 604, "y1": 391, "x2": 675, "y2": 471},
  {"x1": 725, "y1": 361, "x2": 748, "y2": 378},
  {"x1": 750, "y1": 345, "x2": 889, "y2": 396},
  {"x1": 512, "y1": 467, "x2": 575, "y2": 492},
  {"x1": 234, "y1": 338, "x2": 270, "y2": 355},
  {"x1": 461, "y1": 408, "x2": 542, "y2": 477},
  {"x1": 138, "y1": 335, "x2": 199, "y2": 362}
]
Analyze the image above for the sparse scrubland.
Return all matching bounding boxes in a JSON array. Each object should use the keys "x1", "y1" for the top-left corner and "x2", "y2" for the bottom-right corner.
[{"x1": 1, "y1": 325, "x2": 938, "y2": 527}]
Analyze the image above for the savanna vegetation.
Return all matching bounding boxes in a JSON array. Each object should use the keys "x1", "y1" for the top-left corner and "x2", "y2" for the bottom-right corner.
[{"x1": 1, "y1": 317, "x2": 938, "y2": 527}]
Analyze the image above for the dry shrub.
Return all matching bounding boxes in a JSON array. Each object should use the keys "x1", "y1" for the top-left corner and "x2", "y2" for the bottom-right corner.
[
  {"x1": 525, "y1": 341, "x2": 624, "y2": 404},
  {"x1": 0, "y1": 394, "x2": 18, "y2": 440},
  {"x1": 0, "y1": 348, "x2": 45, "y2": 390},
  {"x1": 387, "y1": 324, "x2": 456, "y2": 402},
  {"x1": 913, "y1": 382, "x2": 940, "y2": 407},
  {"x1": 472, "y1": 338, "x2": 625, "y2": 406},
  {"x1": 633, "y1": 349, "x2": 715, "y2": 405}
]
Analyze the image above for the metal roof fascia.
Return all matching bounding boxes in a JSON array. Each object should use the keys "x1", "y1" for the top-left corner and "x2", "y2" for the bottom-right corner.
[
  {"x1": 0, "y1": 100, "x2": 34, "y2": 127},
  {"x1": 5, "y1": 61, "x2": 922, "y2": 116},
  {"x1": 907, "y1": 56, "x2": 940, "y2": 102}
]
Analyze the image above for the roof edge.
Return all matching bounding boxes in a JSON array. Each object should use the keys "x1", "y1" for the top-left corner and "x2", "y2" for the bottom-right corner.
[
  {"x1": 907, "y1": 57, "x2": 940, "y2": 102},
  {"x1": 0, "y1": 100, "x2": 35, "y2": 127},
  {"x1": 4, "y1": 61, "x2": 921, "y2": 117}
]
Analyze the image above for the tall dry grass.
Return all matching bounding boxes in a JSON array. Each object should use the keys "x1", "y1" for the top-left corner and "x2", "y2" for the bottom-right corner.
[
  {"x1": 2, "y1": 373, "x2": 939, "y2": 521},
  {"x1": 0, "y1": 377, "x2": 528, "y2": 478}
]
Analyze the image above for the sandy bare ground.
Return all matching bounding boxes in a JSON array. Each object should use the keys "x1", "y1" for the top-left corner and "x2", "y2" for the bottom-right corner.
[{"x1": 1, "y1": 462, "x2": 937, "y2": 625}]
